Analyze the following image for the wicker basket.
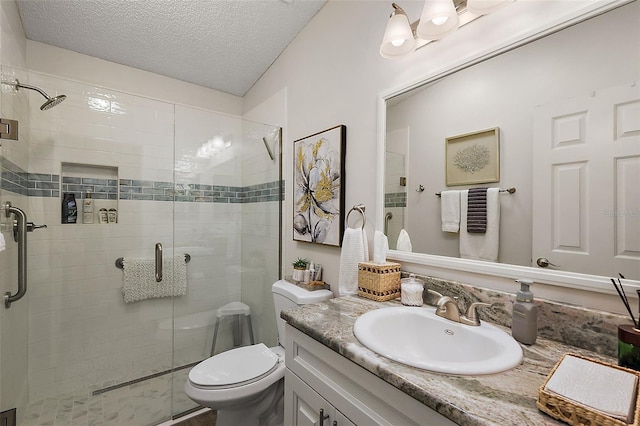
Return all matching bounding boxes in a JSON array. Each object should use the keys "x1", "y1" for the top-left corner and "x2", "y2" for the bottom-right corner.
[
  {"x1": 537, "y1": 353, "x2": 640, "y2": 426},
  {"x1": 357, "y1": 262, "x2": 401, "y2": 301}
]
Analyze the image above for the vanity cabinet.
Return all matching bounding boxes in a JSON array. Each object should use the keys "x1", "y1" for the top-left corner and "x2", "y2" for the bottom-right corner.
[
  {"x1": 286, "y1": 370, "x2": 354, "y2": 426},
  {"x1": 284, "y1": 324, "x2": 456, "y2": 426}
]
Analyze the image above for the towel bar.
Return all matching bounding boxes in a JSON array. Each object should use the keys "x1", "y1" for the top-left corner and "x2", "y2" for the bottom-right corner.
[
  {"x1": 435, "y1": 187, "x2": 516, "y2": 197},
  {"x1": 115, "y1": 253, "x2": 191, "y2": 269}
]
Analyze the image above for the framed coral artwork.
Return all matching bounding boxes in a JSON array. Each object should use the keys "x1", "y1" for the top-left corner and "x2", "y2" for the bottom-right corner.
[
  {"x1": 445, "y1": 127, "x2": 500, "y2": 186},
  {"x1": 293, "y1": 125, "x2": 346, "y2": 246}
]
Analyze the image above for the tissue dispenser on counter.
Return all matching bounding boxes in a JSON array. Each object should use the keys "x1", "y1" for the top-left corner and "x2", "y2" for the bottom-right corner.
[
  {"x1": 357, "y1": 262, "x2": 401, "y2": 302},
  {"x1": 537, "y1": 353, "x2": 640, "y2": 426}
]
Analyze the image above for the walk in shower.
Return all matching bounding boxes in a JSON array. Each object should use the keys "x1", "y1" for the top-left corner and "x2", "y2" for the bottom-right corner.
[{"x1": 0, "y1": 67, "x2": 282, "y2": 425}]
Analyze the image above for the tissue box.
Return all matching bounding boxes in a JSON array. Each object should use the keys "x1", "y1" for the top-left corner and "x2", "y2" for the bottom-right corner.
[
  {"x1": 537, "y1": 353, "x2": 640, "y2": 426},
  {"x1": 357, "y1": 262, "x2": 401, "y2": 301}
]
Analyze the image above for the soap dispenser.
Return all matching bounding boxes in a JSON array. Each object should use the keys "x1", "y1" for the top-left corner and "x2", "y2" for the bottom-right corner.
[{"x1": 512, "y1": 279, "x2": 537, "y2": 345}]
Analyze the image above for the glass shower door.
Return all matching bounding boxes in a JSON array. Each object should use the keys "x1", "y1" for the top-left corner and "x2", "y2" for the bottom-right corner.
[
  {"x1": 1, "y1": 69, "x2": 178, "y2": 426},
  {"x1": 171, "y1": 106, "x2": 282, "y2": 419}
]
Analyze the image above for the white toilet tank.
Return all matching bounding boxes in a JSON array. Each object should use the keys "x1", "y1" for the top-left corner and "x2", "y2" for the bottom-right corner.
[{"x1": 272, "y1": 280, "x2": 333, "y2": 347}]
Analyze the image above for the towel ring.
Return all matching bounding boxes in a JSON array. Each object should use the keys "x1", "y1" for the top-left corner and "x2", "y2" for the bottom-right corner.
[{"x1": 346, "y1": 204, "x2": 366, "y2": 230}]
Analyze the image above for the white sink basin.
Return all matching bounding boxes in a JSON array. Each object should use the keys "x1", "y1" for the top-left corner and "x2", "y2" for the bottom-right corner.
[{"x1": 353, "y1": 306, "x2": 523, "y2": 375}]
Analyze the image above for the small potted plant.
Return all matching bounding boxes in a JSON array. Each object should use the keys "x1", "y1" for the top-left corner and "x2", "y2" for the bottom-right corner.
[{"x1": 292, "y1": 257, "x2": 308, "y2": 282}]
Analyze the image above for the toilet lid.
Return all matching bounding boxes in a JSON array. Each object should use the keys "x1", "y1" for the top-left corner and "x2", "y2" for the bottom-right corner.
[{"x1": 189, "y1": 343, "x2": 279, "y2": 388}]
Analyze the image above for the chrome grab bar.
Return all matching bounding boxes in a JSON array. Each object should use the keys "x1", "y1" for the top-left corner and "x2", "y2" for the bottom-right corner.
[
  {"x1": 3, "y1": 201, "x2": 28, "y2": 308},
  {"x1": 155, "y1": 242, "x2": 163, "y2": 282},
  {"x1": 384, "y1": 211, "x2": 393, "y2": 236}
]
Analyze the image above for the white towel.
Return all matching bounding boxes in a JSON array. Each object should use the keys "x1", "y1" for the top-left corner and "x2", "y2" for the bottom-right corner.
[
  {"x1": 440, "y1": 190, "x2": 461, "y2": 233},
  {"x1": 362, "y1": 229, "x2": 370, "y2": 263},
  {"x1": 545, "y1": 355, "x2": 638, "y2": 423},
  {"x1": 0, "y1": 232, "x2": 6, "y2": 253},
  {"x1": 373, "y1": 230, "x2": 389, "y2": 264},
  {"x1": 122, "y1": 254, "x2": 188, "y2": 303},
  {"x1": 396, "y1": 228, "x2": 412, "y2": 252},
  {"x1": 460, "y1": 188, "x2": 500, "y2": 262},
  {"x1": 339, "y1": 227, "x2": 366, "y2": 295}
]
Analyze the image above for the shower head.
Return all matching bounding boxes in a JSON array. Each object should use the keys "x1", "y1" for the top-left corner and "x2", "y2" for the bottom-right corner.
[
  {"x1": 262, "y1": 136, "x2": 276, "y2": 161},
  {"x1": 2, "y1": 79, "x2": 67, "y2": 110},
  {"x1": 40, "y1": 94, "x2": 67, "y2": 111}
]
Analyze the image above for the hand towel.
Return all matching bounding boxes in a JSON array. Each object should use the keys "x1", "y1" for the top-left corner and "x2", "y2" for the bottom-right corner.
[
  {"x1": 362, "y1": 229, "x2": 370, "y2": 263},
  {"x1": 0, "y1": 232, "x2": 6, "y2": 253},
  {"x1": 373, "y1": 230, "x2": 389, "y2": 264},
  {"x1": 440, "y1": 190, "x2": 461, "y2": 233},
  {"x1": 544, "y1": 355, "x2": 638, "y2": 423},
  {"x1": 339, "y1": 227, "x2": 366, "y2": 295},
  {"x1": 396, "y1": 228, "x2": 412, "y2": 252},
  {"x1": 467, "y1": 188, "x2": 488, "y2": 233},
  {"x1": 460, "y1": 188, "x2": 500, "y2": 262},
  {"x1": 122, "y1": 254, "x2": 188, "y2": 303}
]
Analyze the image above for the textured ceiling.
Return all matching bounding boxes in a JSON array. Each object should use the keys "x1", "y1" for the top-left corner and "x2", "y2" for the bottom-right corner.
[{"x1": 16, "y1": 0, "x2": 326, "y2": 96}]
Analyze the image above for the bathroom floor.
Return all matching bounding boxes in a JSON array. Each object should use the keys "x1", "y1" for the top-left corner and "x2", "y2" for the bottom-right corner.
[{"x1": 20, "y1": 369, "x2": 197, "y2": 426}]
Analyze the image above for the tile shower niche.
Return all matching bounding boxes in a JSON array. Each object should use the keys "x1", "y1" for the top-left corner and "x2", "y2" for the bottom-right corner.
[{"x1": 60, "y1": 163, "x2": 118, "y2": 224}]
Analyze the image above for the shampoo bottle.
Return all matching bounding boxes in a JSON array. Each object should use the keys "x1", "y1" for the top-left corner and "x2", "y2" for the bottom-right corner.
[
  {"x1": 62, "y1": 193, "x2": 77, "y2": 223},
  {"x1": 512, "y1": 279, "x2": 537, "y2": 345},
  {"x1": 83, "y1": 190, "x2": 94, "y2": 224}
]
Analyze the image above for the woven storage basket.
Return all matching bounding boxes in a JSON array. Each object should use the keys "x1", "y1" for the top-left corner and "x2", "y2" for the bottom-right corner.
[
  {"x1": 537, "y1": 353, "x2": 640, "y2": 426},
  {"x1": 357, "y1": 262, "x2": 401, "y2": 301}
]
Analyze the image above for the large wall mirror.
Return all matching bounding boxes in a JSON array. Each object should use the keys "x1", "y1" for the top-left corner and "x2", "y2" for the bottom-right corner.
[{"x1": 381, "y1": 0, "x2": 639, "y2": 288}]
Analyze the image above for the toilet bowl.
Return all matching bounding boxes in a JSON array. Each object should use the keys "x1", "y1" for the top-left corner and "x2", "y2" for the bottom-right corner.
[{"x1": 184, "y1": 280, "x2": 333, "y2": 426}]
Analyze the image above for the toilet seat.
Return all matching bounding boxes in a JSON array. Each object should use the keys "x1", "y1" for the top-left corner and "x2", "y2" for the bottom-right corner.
[
  {"x1": 189, "y1": 344, "x2": 281, "y2": 389},
  {"x1": 184, "y1": 345, "x2": 285, "y2": 411}
]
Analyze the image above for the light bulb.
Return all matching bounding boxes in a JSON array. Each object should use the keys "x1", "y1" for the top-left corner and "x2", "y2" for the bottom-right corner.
[
  {"x1": 432, "y1": 16, "x2": 448, "y2": 25},
  {"x1": 391, "y1": 38, "x2": 406, "y2": 47}
]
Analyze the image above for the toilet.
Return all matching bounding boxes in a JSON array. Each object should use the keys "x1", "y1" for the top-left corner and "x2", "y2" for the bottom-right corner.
[{"x1": 184, "y1": 280, "x2": 333, "y2": 426}]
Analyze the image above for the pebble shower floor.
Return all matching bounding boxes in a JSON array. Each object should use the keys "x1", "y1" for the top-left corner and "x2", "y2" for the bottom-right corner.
[{"x1": 20, "y1": 369, "x2": 195, "y2": 426}]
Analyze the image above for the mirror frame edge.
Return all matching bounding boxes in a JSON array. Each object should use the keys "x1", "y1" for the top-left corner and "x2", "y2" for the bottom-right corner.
[{"x1": 375, "y1": 0, "x2": 640, "y2": 295}]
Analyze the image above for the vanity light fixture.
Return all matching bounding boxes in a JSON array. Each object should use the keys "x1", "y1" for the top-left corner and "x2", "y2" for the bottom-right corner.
[{"x1": 379, "y1": 0, "x2": 512, "y2": 59}]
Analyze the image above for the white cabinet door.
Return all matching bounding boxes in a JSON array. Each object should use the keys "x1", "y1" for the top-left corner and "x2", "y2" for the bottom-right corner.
[
  {"x1": 286, "y1": 369, "x2": 355, "y2": 426},
  {"x1": 533, "y1": 82, "x2": 640, "y2": 277}
]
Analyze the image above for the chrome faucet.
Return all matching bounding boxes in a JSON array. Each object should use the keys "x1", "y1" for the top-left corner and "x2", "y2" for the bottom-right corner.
[{"x1": 432, "y1": 292, "x2": 492, "y2": 326}]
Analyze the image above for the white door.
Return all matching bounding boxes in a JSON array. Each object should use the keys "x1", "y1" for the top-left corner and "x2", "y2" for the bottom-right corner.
[{"x1": 533, "y1": 82, "x2": 640, "y2": 278}]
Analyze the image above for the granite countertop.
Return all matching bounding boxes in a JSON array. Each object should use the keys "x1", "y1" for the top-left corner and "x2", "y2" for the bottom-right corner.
[{"x1": 281, "y1": 295, "x2": 615, "y2": 426}]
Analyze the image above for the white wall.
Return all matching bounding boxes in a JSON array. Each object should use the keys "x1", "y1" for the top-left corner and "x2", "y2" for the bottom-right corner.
[
  {"x1": 26, "y1": 41, "x2": 243, "y2": 117},
  {"x1": 243, "y1": 0, "x2": 638, "y2": 313}
]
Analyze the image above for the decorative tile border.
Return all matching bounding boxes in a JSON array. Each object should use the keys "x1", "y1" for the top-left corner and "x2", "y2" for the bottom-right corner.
[
  {"x1": 385, "y1": 191, "x2": 406, "y2": 208},
  {"x1": 62, "y1": 177, "x2": 118, "y2": 200},
  {"x1": 0, "y1": 156, "x2": 283, "y2": 203}
]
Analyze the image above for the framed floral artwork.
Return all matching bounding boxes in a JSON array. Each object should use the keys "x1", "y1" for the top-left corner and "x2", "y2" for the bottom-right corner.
[
  {"x1": 445, "y1": 127, "x2": 500, "y2": 186},
  {"x1": 293, "y1": 125, "x2": 346, "y2": 246}
]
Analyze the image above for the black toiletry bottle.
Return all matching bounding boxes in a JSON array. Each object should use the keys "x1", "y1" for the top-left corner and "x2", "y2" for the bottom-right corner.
[{"x1": 62, "y1": 193, "x2": 77, "y2": 223}]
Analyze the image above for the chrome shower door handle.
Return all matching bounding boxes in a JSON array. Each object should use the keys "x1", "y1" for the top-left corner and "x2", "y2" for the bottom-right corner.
[
  {"x1": 155, "y1": 243, "x2": 163, "y2": 282},
  {"x1": 3, "y1": 201, "x2": 28, "y2": 308}
]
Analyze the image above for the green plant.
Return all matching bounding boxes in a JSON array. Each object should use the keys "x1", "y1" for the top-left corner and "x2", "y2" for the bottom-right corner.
[{"x1": 292, "y1": 257, "x2": 308, "y2": 269}]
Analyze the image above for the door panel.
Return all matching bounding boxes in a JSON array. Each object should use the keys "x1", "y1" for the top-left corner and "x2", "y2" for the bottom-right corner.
[{"x1": 533, "y1": 82, "x2": 640, "y2": 277}]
